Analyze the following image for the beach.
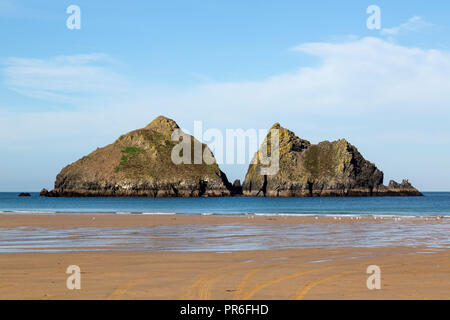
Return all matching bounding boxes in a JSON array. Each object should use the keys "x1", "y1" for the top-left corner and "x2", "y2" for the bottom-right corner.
[{"x1": 0, "y1": 214, "x2": 449, "y2": 300}]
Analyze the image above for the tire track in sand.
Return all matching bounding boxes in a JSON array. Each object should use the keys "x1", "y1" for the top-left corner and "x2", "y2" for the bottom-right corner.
[
  {"x1": 292, "y1": 262, "x2": 408, "y2": 300},
  {"x1": 238, "y1": 266, "x2": 333, "y2": 300},
  {"x1": 292, "y1": 270, "x2": 357, "y2": 300},
  {"x1": 107, "y1": 272, "x2": 162, "y2": 300},
  {"x1": 180, "y1": 262, "x2": 249, "y2": 300},
  {"x1": 232, "y1": 263, "x2": 285, "y2": 300}
]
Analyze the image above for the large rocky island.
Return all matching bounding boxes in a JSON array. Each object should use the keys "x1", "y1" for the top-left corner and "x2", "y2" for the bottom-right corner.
[
  {"x1": 41, "y1": 116, "x2": 422, "y2": 197},
  {"x1": 41, "y1": 116, "x2": 232, "y2": 197},
  {"x1": 242, "y1": 123, "x2": 422, "y2": 197}
]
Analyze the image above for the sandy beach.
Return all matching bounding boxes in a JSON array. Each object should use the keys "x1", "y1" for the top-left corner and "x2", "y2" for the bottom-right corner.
[{"x1": 0, "y1": 214, "x2": 449, "y2": 300}]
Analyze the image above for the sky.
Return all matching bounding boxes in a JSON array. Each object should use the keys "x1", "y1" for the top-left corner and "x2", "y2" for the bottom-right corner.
[{"x1": 1, "y1": 0, "x2": 450, "y2": 191}]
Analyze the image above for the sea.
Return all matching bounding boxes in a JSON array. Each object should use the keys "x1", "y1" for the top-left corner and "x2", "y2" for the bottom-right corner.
[
  {"x1": 0, "y1": 192, "x2": 449, "y2": 253},
  {"x1": 1, "y1": 192, "x2": 450, "y2": 217}
]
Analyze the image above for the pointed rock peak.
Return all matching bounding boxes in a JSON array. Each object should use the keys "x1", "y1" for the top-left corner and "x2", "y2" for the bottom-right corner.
[
  {"x1": 269, "y1": 122, "x2": 299, "y2": 136},
  {"x1": 263, "y1": 122, "x2": 310, "y2": 152},
  {"x1": 268, "y1": 122, "x2": 294, "y2": 137},
  {"x1": 271, "y1": 122, "x2": 281, "y2": 130},
  {"x1": 145, "y1": 116, "x2": 179, "y2": 134},
  {"x1": 333, "y1": 138, "x2": 350, "y2": 148}
]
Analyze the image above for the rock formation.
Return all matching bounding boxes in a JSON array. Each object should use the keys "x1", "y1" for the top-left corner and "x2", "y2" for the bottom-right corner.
[
  {"x1": 377, "y1": 179, "x2": 423, "y2": 196},
  {"x1": 231, "y1": 179, "x2": 243, "y2": 195},
  {"x1": 42, "y1": 118, "x2": 422, "y2": 198},
  {"x1": 242, "y1": 123, "x2": 422, "y2": 197},
  {"x1": 42, "y1": 116, "x2": 232, "y2": 197}
]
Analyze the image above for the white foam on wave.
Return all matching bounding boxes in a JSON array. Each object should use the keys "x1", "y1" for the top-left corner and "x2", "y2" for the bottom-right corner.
[
  {"x1": 247, "y1": 213, "x2": 450, "y2": 220},
  {"x1": 0, "y1": 210, "x2": 57, "y2": 214},
  {"x1": 114, "y1": 211, "x2": 177, "y2": 215},
  {"x1": 254, "y1": 213, "x2": 317, "y2": 217},
  {"x1": 141, "y1": 212, "x2": 177, "y2": 215},
  {"x1": 323, "y1": 214, "x2": 362, "y2": 218}
]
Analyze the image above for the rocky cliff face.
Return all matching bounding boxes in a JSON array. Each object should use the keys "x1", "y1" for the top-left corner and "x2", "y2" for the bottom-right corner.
[
  {"x1": 242, "y1": 123, "x2": 422, "y2": 197},
  {"x1": 42, "y1": 116, "x2": 232, "y2": 197}
]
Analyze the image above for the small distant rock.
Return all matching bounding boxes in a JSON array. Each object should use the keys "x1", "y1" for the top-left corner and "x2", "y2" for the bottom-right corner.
[
  {"x1": 382, "y1": 179, "x2": 422, "y2": 196},
  {"x1": 388, "y1": 179, "x2": 413, "y2": 189},
  {"x1": 40, "y1": 189, "x2": 49, "y2": 196},
  {"x1": 18, "y1": 193, "x2": 31, "y2": 197},
  {"x1": 231, "y1": 179, "x2": 243, "y2": 195}
]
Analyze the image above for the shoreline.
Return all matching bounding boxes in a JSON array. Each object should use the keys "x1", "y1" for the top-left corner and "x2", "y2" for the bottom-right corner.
[
  {"x1": 2, "y1": 210, "x2": 449, "y2": 216},
  {"x1": 0, "y1": 213, "x2": 449, "y2": 229}
]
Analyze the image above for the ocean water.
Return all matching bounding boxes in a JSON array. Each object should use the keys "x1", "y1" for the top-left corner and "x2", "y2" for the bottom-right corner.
[{"x1": 0, "y1": 192, "x2": 450, "y2": 217}]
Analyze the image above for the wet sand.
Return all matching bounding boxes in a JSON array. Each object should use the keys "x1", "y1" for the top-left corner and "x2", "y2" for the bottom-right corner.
[
  {"x1": 0, "y1": 214, "x2": 449, "y2": 299},
  {"x1": 0, "y1": 213, "x2": 447, "y2": 229}
]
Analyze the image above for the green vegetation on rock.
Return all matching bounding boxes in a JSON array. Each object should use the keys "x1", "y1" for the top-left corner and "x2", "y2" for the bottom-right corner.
[{"x1": 114, "y1": 147, "x2": 147, "y2": 173}]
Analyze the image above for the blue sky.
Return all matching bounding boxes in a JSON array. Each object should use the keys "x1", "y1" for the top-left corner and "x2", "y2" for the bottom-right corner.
[{"x1": 1, "y1": 0, "x2": 450, "y2": 191}]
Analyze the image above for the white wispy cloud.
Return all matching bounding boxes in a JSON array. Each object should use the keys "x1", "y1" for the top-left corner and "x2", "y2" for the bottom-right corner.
[
  {"x1": 288, "y1": 37, "x2": 450, "y2": 112},
  {"x1": 381, "y1": 16, "x2": 433, "y2": 36},
  {"x1": 4, "y1": 37, "x2": 450, "y2": 128},
  {"x1": 2, "y1": 53, "x2": 129, "y2": 105}
]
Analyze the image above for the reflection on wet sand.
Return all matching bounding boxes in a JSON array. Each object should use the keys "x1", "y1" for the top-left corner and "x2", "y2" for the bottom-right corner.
[{"x1": 1, "y1": 220, "x2": 449, "y2": 253}]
